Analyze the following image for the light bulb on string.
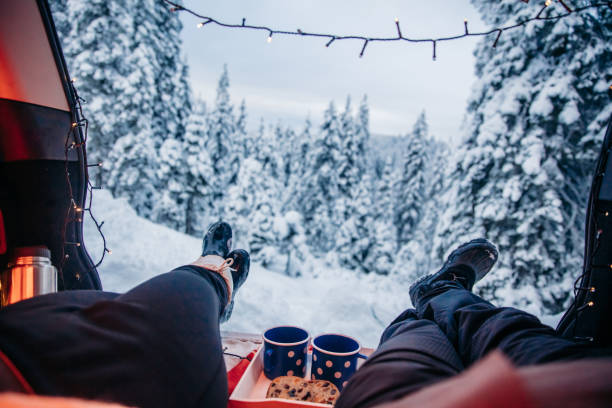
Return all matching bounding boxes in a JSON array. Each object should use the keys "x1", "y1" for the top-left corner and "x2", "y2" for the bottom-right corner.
[{"x1": 197, "y1": 19, "x2": 212, "y2": 29}]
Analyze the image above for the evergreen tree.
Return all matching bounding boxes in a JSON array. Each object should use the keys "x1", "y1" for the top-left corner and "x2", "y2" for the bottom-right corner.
[
  {"x1": 434, "y1": 1, "x2": 612, "y2": 313},
  {"x1": 278, "y1": 125, "x2": 295, "y2": 187},
  {"x1": 50, "y1": 0, "x2": 191, "y2": 163},
  {"x1": 336, "y1": 173, "x2": 376, "y2": 273},
  {"x1": 394, "y1": 112, "x2": 429, "y2": 249},
  {"x1": 284, "y1": 118, "x2": 314, "y2": 211},
  {"x1": 334, "y1": 97, "x2": 377, "y2": 272},
  {"x1": 183, "y1": 100, "x2": 215, "y2": 236},
  {"x1": 234, "y1": 99, "x2": 251, "y2": 158},
  {"x1": 225, "y1": 123, "x2": 284, "y2": 264},
  {"x1": 205, "y1": 65, "x2": 240, "y2": 218},
  {"x1": 356, "y1": 95, "x2": 371, "y2": 177},
  {"x1": 50, "y1": 0, "x2": 192, "y2": 221},
  {"x1": 298, "y1": 102, "x2": 344, "y2": 252},
  {"x1": 369, "y1": 158, "x2": 397, "y2": 275},
  {"x1": 155, "y1": 137, "x2": 188, "y2": 230},
  {"x1": 337, "y1": 97, "x2": 360, "y2": 198},
  {"x1": 105, "y1": 132, "x2": 158, "y2": 219}
]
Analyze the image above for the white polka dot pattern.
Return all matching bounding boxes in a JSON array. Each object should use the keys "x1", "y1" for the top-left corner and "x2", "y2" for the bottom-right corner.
[
  {"x1": 334, "y1": 372, "x2": 342, "y2": 379},
  {"x1": 288, "y1": 351, "x2": 295, "y2": 358},
  {"x1": 344, "y1": 361, "x2": 351, "y2": 368},
  {"x1": 287, "y1": 370, "x2": 294, "y2": 376},
  {"x1": 296, "y1": 359, "x2": 302, "y2": 366},
  {"x1": 317, "y1": 368, "x2": 323, "y2": 375},
  {"x1": 326, "y1": 360, "x2": 333, "y2": 368}
]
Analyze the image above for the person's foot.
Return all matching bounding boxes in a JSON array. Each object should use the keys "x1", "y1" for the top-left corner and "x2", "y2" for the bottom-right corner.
[
  {"x1": 409, "y1": 238, "x2": 498, "y2": 306},
  {"x1": 227, "y1": 249, "x2": 250, "y2": 293},
  {"x1": 220, "y1": 249, "x2": 251, "y2": 323},
  {"x1": 202, "y1": 221, "x2": 232, "y2": 258}
]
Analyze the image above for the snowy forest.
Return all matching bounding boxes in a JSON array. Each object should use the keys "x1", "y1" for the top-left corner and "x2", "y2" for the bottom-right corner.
[{"x1": 50, "y1": 0, "x2": 612, "y2": 316}]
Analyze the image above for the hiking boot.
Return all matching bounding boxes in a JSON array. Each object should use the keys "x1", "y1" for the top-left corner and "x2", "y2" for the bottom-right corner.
[
  {"x1": 220, "y1": 249, "x2": 250, "y2": 322},
  {"x1": 202, "y1": 221, "x2": 232, "y2": 258},
  {"x1": 409, "y1": 238, "x2": 498, "y2": 306},
  {"x1": 227, "y1": 249, "x2": 250, "y2": 293}
]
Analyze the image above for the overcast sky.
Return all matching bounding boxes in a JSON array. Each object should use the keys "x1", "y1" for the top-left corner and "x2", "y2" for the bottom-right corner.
[{"x1": 178, "y1": 1, "x2": 488, "y2": 144}]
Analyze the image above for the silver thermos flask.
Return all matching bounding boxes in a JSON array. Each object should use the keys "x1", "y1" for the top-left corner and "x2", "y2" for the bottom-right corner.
[{"x1": 0, "y1": 246, "x2": 58, "y2": 308}]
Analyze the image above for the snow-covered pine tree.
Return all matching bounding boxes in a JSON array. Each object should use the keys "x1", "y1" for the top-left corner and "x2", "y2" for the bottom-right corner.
[
  {"x1": 334, "y1": 97, "x2": 379, "y2": 273},
  {"x1": 205, "y1": 65, "x2": 240, "y2": 218},
  {"x1": 336, "y1": 173, "x2": 376, "y2": 273},
  {"x1": 434, "y1": 1, "x2": 612, "y2": 314},
  {"x1": 49, "y1": 0, "x2": 70, "y2": 40},
  {"x1": 284, "y1": 118, "x2": 314, "y2": 211},
  {"x1": 281, "y1": 127, "x2": 296, "y2": 188},
  {"x1": 183, "y1": 100, "x2": 215, "y2": 237},
  {"x1": 417, "y1": 136, "x2": 449, "y2": 274},
  {"x1": 105, "y1": 132, "x2": 159, "y2": 219},
  {"x1": 368, "y1": 157, "x2": 397, "y2": 275},
  {"x1": 225, "y1": 122, "x2": 288, "y2": 271},
  {"x1": 337, "y1": 97, "x2": 360, "y2": 199},
  {"x1": 155, "y1": 137, "x2": 189, "y2": 231},
  {"x1": 50, "y1": 0, "x2": 192, "y2": 222},
  {"x1": 235, "y1": 100, "x2": 250, "y2": 158},
  {"x1": 50, "y1": 0, "x2": 191, "y2": 164},
  {"x1": 298, "y1": 102, "x2": 344, "y2": 253},
  {"x1": 394, "y1": 112, "x2": 429, "y2": 249},
  {"x1": 355, "y1": 95, "x2": 371, "y2": 176}
]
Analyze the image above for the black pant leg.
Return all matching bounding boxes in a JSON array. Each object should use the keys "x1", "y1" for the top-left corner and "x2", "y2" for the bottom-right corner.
[
  {"x1": 0, "y1": 265, "x2": 229, "y2": 408},
  {"x1": 336, "y1": 309, "x2": 463, "y2": 408},
  {"x1": 418, "y1": 282, "x2": 610, "y2": 366}
]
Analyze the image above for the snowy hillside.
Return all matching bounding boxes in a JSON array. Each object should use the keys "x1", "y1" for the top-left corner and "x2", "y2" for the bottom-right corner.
[{"x1": 83, "y1": 190, "x2": 414, "y2": 348}]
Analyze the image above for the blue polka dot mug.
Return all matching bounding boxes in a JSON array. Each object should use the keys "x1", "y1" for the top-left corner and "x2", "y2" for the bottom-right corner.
[
  {"x1": 262, "y1": 326, "x2": 310, "y2": 380},
  {"x1": 311, "y1": 333, "x2": 367, "y2": 391}
]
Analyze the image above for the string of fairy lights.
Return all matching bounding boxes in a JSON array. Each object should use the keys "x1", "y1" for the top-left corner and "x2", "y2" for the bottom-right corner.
[
  {"x1": 163, "y1": 0, "x2": 611, "y2": 60},
  {"x1": 61, "y1": 80, "x2": 110, "y2": 283}
]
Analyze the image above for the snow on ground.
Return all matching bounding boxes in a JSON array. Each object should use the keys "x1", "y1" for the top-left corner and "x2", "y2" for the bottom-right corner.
[{"x1": 83, "y1": 190, "x2": 562, "y2": 348}]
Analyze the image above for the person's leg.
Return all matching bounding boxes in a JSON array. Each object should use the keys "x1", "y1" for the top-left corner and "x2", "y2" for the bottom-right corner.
[
  {"x1": 415, "y1": 277, "x2": 610, "y2": 367},
  {"x1": 335, "y1": 309, "x2": 464, "y2": 408},
  {"x1": 0, "y1": 265, "x2": 229, "y2": 408},
  {"x1": 408, "y1": 238, "x2": 612, "y2": 367}
]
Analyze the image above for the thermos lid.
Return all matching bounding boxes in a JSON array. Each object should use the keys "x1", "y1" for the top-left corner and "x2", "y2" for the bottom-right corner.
[{"x1": 13, "y1": 246, "x2": 51, "y2": 259}]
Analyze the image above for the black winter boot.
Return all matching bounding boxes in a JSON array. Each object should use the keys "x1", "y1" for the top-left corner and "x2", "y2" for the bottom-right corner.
[
  {"x1": 409, "y1": 238, "x2": 498, "y2": 307},
  {"x1": 202, "y1": 221, "x2": 232, "y2": 258},
  {"x1": 220, "y1": 249, "x2": 251, "y2": 323}
]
